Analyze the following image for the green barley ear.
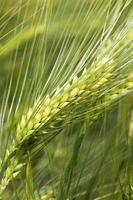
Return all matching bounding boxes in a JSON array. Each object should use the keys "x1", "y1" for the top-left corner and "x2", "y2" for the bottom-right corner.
[
  {"x1": 0, "y1": 0, "x2": 133, "y2": 199},
  {"x1": 0, "y1": 36, "x2": 132, "y2": 195}
]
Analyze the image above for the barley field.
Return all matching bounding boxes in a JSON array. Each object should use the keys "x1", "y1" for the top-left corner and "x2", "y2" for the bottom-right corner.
[{"x1": 0, "y1": 0, "x2": 133, "y2": 199}]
